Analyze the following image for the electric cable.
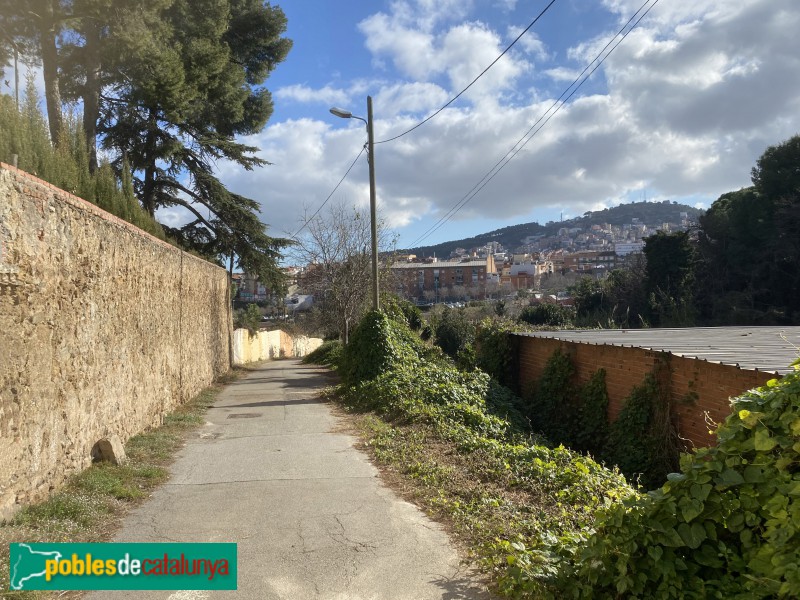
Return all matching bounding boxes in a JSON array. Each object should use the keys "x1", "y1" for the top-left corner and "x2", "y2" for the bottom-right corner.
[
  {"x1": 374, "y1": 0, "x2": 558, "y2": 145},
  {"x1": 407, "y1": 0, "x2": 660, "y2": 248},
  {"x1": 291, "y1": 143, "x2": 367, "y2": 239}
]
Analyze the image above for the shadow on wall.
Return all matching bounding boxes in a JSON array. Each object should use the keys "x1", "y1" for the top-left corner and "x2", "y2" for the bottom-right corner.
[{"x1": 232, "y1": 329, "x2": 323, "y2": 365}]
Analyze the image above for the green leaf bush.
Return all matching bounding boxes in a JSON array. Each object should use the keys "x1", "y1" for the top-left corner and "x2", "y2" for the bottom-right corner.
[
  {"x1": 563, "y1": 367, "x2": 800, "y2": 598},
  {"x1": 335, "y1": 310, "x2": 633, "y2": 597},
  {"x1": 301, "y1": 340, "x2": 342, "y2": 368},
  {"x1": 474, "y1": 318, "x2": 523, "y2": 389},
  {"x1": 519, "y1": 303, "x2": 575, "y2": 327},
  {"x1": 339, "y1": 310, "x2": 429, "y2": 386},
  {"x1": 433, "y1": 306, "x2": 477, "y2": 359},
  {"x1": 525, "y1": 348, "x2": 578, "y2": 445}
]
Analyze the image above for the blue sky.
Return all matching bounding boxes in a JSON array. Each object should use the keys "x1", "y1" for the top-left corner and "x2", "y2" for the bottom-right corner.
[{"x1": 206, "y1": 0, "x2": 800, "y2": 251}]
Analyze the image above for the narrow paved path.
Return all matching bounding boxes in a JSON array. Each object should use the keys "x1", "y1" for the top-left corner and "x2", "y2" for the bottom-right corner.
[{"x1": 89, "y1": 360, "x2": 490, "y2": 599}]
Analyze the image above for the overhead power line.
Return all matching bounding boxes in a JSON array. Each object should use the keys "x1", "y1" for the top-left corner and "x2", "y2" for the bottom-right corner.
[
  {"x1": 291, "y1": 143, "x2": 367, "y2": 239},
  {"x1": 374, "y1": 0, "x2": 559, "y2": 145},
  {"x1": 407, "y1": 0, "x2": 661, "y2": 249}
]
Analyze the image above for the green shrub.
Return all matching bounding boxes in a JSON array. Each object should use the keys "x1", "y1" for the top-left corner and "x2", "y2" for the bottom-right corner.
[
  {"x1": 336, "y1": 308, "x2": 634, "y2": 599},
  {"x1": 343, "y1": 359, "x2": 521, "y2": 440},
  {"x1": 339, "y1": 310, "x2": 428, "y2": 386},
  {"x1": 525, "y1": 348, "x2": 578, "y2": 444},
  {"x1": 519, "y1": 303, "x2": 574, "y2": 327},
  {"x1": 574, "y1": 368, "x2": 609, "y2": 457},
  {"x1": 233, "y1": 303, "x2": 262, "y2": 336},
  {"x1": 302, "y1": 339, "x2": 343, "y2": 368},
  {"x1": 604, "y1": 372, "x2": 679, "y2": 490},
  {"x1": 434, "y1": 307, "x2": 476, "y2": 359},
  {"x1": 564, "y1": 366, "x2": 800, "y2": 598},
  {"x1": 474, "y1": 318, "x2": 521, "y2": 389},
  {"x1": 382, "y1": 295, "x2": 423, "y2": 331}
]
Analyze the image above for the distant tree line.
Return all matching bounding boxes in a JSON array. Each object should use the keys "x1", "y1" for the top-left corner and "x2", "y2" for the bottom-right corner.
[
  {"x1": 572, "y1": 135, "x2": 800, "y2": 327},
  {"x1": 0, "y1": 0, "x2": 293, "y2": 288}
]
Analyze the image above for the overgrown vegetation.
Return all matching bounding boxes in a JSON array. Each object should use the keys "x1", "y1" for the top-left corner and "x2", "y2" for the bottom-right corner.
[
  {"x1": 0, "y1": 369, "x2": 242, "y2": 597},
  {"x1": 431, "y1": 306, "x2": 477, "y2": 361},
  {"x1": 518, "y1": 303, "x2": 574, "y2": 327},
  {"x1": 301, "y1": 339, "x2": 343, "y2": 369},
  {"x1": 312, "y1": 309, "x2": 800, "y2": 597},
  {"x1": 524, "y1": 348, "x2": 577, "y2": 445},
  {"x1": 605, "y1": 372, "x2": 681, "y2": 490},
  {"x1": 311, "y1": 309, "x2": 635, "y2": 598},
  {"x1": 566, "y1": 366, "x2": 800, "y2": 598},
  {"x1": 474, "y1": 318, "x2": 524, "y2": 389},
  {"x1": 522, "y1": 349, "x2": 680, "y2": 490}
]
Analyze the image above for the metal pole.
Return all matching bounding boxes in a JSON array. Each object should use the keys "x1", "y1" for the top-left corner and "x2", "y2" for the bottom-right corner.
[
  {"x1": 13, "y1": 46, "x2": 19, "y2": 111},
  {"x1": 367, "y1": 95, "x2": 379, "y2": 311}
]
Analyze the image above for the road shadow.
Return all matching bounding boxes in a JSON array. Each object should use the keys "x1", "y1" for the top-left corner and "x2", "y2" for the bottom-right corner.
[
  {"x1": 431, "y1": 573, "x2": 496, "y2": 599},
  {"x1": 221, "y1": 397, "x2": 326, "y2": 409}
]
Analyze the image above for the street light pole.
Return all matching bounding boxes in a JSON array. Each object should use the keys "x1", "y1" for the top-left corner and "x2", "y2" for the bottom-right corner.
[
  {"x1": 366, "y1": 96, "x2": 379, "y2": 311},
  {"x1": 329, "y1": 96, "x2": 380, "y2": 311}
]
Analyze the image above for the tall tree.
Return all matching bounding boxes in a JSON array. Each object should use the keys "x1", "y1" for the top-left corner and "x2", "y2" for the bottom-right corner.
[
  {"x1": 697, "y1": 134, "x2": 800, "y2": 324},
  {"x1": 4, "y1": 0, "x2": 293, "y2": 289},
  {"x1": 96, "y1": 0, "x2": 292, "y2": 284},
  {"x1": 643, "y1": 231, "x2": 696, "y2": 326},
  {"x1": 1, "y1": 0, "x2": 66, "y2": 145}
]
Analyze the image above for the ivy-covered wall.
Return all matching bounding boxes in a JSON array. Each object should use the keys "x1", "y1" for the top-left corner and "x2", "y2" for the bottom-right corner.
[{"x1": 514, "y1": 334, "x2": 775, "y2": 447}]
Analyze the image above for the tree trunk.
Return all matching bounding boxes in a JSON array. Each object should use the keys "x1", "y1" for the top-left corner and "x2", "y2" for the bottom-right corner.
[
  {"x1": 39, "y1": 0, "x2": 62, "y2": 147},
  {"x1": 141, "y1": 111, "x2": 158, "y2": 216},
  {"x1": 82, "y1": 22, "x2": 101, "y2": 173}
]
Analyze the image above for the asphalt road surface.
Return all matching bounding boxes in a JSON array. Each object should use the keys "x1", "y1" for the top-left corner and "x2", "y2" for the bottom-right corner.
[{"x1": 87, "y1": 359, "x2": 491, "y2": 599}]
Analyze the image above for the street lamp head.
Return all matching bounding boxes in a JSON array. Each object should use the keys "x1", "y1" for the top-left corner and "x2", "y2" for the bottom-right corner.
[{"x1": 329, "y1": 107, "x2": 353, "y2": 119}]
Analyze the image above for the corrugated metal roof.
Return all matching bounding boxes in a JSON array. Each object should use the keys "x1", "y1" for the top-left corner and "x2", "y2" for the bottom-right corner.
[{"x1": 517, "y1": 326, "x2": 800, "y2": 375}]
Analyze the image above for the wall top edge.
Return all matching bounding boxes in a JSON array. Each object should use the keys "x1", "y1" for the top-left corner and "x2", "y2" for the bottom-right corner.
[{"x1": 1, "y1": 162, "x2": 228, "y2": 276}]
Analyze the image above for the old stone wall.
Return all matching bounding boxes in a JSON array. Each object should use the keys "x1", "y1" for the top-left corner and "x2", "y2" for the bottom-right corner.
[
  {"x1": 515, "y1": 335, "x2": 774, "y2": 448},
  {"x1": 0, "y1": 164, "x2": 231, "y2": 519},
  {"x1": 231, "y1": 328, "x2": 323, "y2": 365}
]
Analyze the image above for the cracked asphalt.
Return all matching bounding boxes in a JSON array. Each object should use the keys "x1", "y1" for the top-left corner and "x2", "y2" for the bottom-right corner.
[{"x1": 88, "y1": 359, "x2": 492, "y2": 599}]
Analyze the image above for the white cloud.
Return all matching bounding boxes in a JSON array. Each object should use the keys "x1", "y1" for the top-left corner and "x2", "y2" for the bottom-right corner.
[
  {"x1": 275, "y1": 84, "x2": 351, "y2": 106},
  {"x1": 358, "y1": 2, "x2": 529, "y2": 98},
  {"x1": 219, "y1": 0, "x2": 800, "y2": 247}
]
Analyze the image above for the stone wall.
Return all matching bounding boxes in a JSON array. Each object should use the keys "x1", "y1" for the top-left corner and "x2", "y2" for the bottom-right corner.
[
  {"x1": 514, "y1": 335, "x2": 774, "y2": 448},
  {"x1": 0, "y1": 164, "x2": 231, "y2": 519},
  {"x1": 232, "y1": 328, "x2": 323, "y2": 365}
]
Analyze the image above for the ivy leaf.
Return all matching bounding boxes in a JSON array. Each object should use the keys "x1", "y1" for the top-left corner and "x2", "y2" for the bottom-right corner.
[
  {"x1": 716, "y1": 469, "x2": 745, "y2": 487},
  {"x1": 690, "y1": 483, "x2": 712, "y2": 502},
  {"x1": 754, "y1": 428, "x2": 777, "y2": 452},
  {"x1": 743, "y1": 465, "x2": 765, "y2": 483},
  {"x1": 739, "y1": 410, "x2": 764, "y2": 429},
  {"x1": 677, "y1": 522, "x2": 706, "y2": 549},
  {"x1": 680, "y1": 497, "x2": 704, "y2": 523}
]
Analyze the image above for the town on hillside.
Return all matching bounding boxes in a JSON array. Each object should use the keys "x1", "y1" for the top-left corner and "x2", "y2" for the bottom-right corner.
[{"x1": 235, "y1": 200, "x2": 698, "y2": 309}]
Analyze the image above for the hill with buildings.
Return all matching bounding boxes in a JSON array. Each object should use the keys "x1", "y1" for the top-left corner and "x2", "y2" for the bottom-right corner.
[{"x1": 405, "y1": 200, "x2": 704, "y2": 259}]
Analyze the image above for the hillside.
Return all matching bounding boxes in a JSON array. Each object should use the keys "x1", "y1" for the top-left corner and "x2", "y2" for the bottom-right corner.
[{"x1": 403, "y1": 200, "x2": 704, "y2": 258}]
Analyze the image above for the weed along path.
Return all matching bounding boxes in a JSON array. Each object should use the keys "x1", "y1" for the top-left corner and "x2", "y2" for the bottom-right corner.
[{"x1": 88, "y1": 359, "x2": 491, "y2": 599}]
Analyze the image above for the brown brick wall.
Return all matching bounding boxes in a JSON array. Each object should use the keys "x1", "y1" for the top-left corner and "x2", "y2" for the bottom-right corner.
[{"x1": 515, "y1": 335, "x2": 776, "y2": 448}]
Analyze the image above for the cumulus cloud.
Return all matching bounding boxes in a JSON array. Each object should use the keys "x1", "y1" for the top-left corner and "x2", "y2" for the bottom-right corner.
[
  {"x1": 219, "y1": 0, "x2": 800, "y2": 248},
  {"x1": 275, "y1": 84, "x2": 351, "y2": 106}
]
